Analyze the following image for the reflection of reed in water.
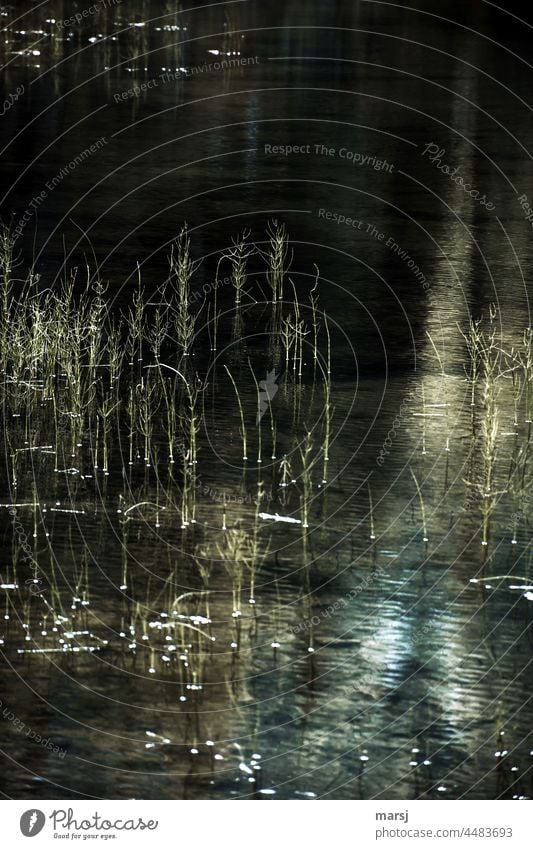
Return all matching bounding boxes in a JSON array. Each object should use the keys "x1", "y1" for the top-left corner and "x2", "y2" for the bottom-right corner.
[{"x1": 0, "y1": 218, "x2": 531, "y2": 799}]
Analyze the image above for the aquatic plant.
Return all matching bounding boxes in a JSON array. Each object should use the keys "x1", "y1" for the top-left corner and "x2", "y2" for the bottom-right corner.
[
  {"x1": 0, "y1": 224, "x2": 14, "y2": 357},
  {"x1": 224, "y1": 364, "x2": 248, "y2": 461},
  {"x1": 169, "y1": 225, "x2": 200, "y2": 355},
  {"x1": 265, "y1": 219, "x2": 288, "y2": 305},
  {"x1": 216, "y1": 527, "x2": 260, "y2": 648},
  {"x1": 136, "y1": 376, "x2": 159, "y2": 467},
  {"x1": 460, "y1": 315, "x2": 483, "y2": 432},
  {"x1": 97, "y1": 389, "x2": 120, "y2": 475},
  {"x1": 410, "y1": 467, "x2": 428, "y2": 544},
  {"x1": 367, "y1": 482, "x2": 376, "y2": 542},
  {"x1": 462, "y1": 313, "x2": 508, "y2": 553},
  {"x1": 227, "y1": 229, "x2": 253, "y2": 307}
]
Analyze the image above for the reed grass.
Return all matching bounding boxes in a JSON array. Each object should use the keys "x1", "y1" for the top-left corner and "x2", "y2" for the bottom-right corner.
[
  {"x1": 169, "y1": 225, "x2": 199, "y2": 356},
  {"x1": 460, "y1": 316, "x2": 483, "y2": 433},
  {"x1": 281, "y1": 314, "x2": 296, "y2": 372},
  {"x1": 410, "y1": 468, "x2": 428, "y2": 543},
  {"x1": 462, "y1": 314, "x2": 509, "y2": 554},
  {"x1": 265, "y1": 219, "x2": 288, "y2": 305},
  {"x1": 216, "y1": 527, "x2": 256, "y2": 649},
  {"x1": 7, "y1": 219, "x2": 532, "y2": 731},
  {"x1": 227, "y1": 230, "x2": 253, "y2": 307},
  {"x1": 137, "y1": 376, "x2": 158, "y2": 467},
  {"x1": 310, "y1": 267, "x2": 320, "y2": 374},
  {"x1": 367, "y1": 481, "x2": 376, "y2": 541},
  {"x1": 299, "y1": 429, "x2": 314, "y2": 531},
  {"x1": 224, "y1": 364, "x2": 247, "y2": 461},
  {"x1": 97, "y1": 389, "x2": 120, "y2": 475}
]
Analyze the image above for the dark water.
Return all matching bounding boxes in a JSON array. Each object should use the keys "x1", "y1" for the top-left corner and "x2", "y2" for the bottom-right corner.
[{"x1": 0, "y1": 1, "x2": 532, "y2": 800}]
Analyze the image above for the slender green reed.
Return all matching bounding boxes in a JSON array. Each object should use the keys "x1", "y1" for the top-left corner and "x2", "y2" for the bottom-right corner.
[
  {"x1": 228, "y1": 230, "x2": 253, "y2": 307},
  {"x1": 367, "y1": 482, "x2": 376, "y2": 541},
  {"x1": 266, "y1": 219, "x2": 288, "y2": 305},
  {"x1": 410, "y1": 468, "x2": 428, "y2": 543},
  {"x1": 224, "y1": 365, "x2": 247, "y2": 460},
  {"x1": 169, "y1": 225, "x2": 199, "y2": 355}
]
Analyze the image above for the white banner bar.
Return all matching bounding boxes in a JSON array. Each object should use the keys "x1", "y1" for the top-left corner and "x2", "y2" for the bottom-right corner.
[{"x1": 3, "y1": 800, "x2": 531, "y2": 847}]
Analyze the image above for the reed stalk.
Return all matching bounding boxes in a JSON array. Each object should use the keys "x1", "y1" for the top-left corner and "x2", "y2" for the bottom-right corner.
[
  {"x1": 367, "y1": 481, "x2": 376, "y2": 541},
  {"x1": 225, "y1": 365, "x2": 247, "y2": 460},
  {"x1": 169, "y1": 225, "x2": 198, "y2": 356},
  {"x1": 410, "y1": 468, "x2": 428, "y2": 543},
  {"x1": 228, "y1": 230, "x2": 253, "y2": 307},
  {"x1": 266, "y1": 219, "x2": 288, "y2": 305},
  {"x1": 460, "y1": 316, "x2": 483, "y2": 433}
]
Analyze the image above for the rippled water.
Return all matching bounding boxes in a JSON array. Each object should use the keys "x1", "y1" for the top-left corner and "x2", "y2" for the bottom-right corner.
[{"x1": 0, "y1": 1, "x2": 531, "y2": 800}]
